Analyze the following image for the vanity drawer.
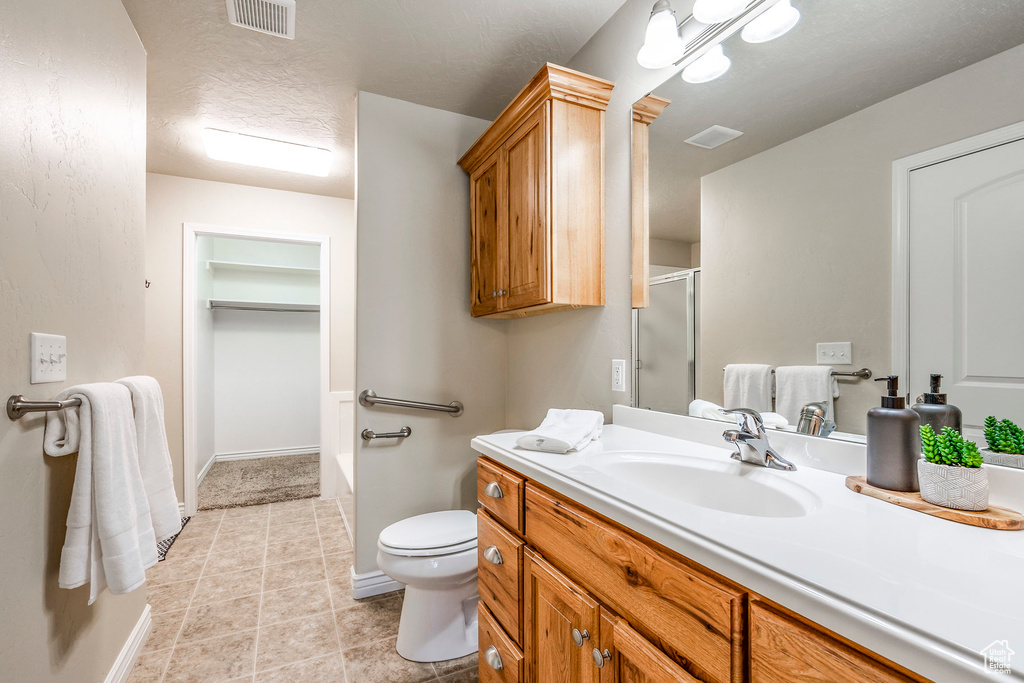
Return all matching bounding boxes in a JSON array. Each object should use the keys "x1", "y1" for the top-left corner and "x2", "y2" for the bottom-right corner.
[
  {"x1": 479, "y1": 601, "x2": 524, "y2": 683},
  {"x1": 749, "y1": 600, "x2": 929, "y2": 683},
  {"x1": 525, "y1": 483, "x2": 746, "y2": 683},
  {"x1": 478, "y1": 509, "x2": 524, "y2": 644},
  {"x1": 477, "y1": 457, "x2": 525, "y2": 534}
]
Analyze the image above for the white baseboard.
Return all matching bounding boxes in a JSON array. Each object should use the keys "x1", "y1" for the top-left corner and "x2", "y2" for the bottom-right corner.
[
  {"x1": 351, "y1": 568, "x2": 404, "y2": 599},
  {"x1": 196, "y1": 454, "x2": 216, "y2": 486},
  {"x1": 104, "y1": 603, "x2": 152, "y2": 683},
  {"x1": 214, "y1": 445, "x2": 320, "y2": 462}
]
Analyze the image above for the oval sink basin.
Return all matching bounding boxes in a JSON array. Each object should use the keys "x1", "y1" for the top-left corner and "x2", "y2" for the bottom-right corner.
[{"x1": 589, "y1": 452, "x2": 821, "y2": 518}]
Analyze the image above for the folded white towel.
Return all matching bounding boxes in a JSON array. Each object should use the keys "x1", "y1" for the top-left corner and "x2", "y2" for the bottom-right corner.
[
  {"x1": 688, "y1": 399, "x2": 789, "y2": 429},
  {"x1": 117, "y1": 376, "x2": 182, "y2": 543},
  {"x1": 516, "y1": 409, "x2": 604, "y2": 454},
  {"x1": 723, "y1": 364, "x2": 774, "y2": 414},
  {"x1": 774, "y1": 366, "x2": 840, "y2": 425},
  {"x1": 44, "y1": 384, "x2": 157, "y2": 604}
]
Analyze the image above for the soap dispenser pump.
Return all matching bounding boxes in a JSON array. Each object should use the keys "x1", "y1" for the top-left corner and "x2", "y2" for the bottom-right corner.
[
  {"x1": 912, "y1": 374, "x2": 962, "y2": 433},
  {"x1": 866, "y1": 375, "x2": 921, "y2": 492}
]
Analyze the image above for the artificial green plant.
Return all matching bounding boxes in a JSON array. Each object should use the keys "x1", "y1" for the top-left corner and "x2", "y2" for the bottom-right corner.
[
  {"x1": 920, "y1": 425, "x2": 982, "y2": 468},
  {"x1": 983, "y1": 416, "x2": 1024, "y2": 455}
]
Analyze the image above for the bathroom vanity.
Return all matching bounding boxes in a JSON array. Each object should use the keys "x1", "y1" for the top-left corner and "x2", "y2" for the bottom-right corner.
[{"x1": 472, "y1": 406, "x2": 1024, "y2": 682}]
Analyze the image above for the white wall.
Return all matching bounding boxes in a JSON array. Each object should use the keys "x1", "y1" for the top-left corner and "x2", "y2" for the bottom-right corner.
[
  {"x1": 0, "y1": 0, "x2": 148, "y2": 679},
  {"x1": 145, "y1": 174, "x2": 354, "y2": 495},
  {"x1": 649, "y1": 238, "x2": 692, "y2": 269},
  {"x1": 354, "y1": 92, "x2": 506, "y2": 575},
  {"x1": 504, "y1": 0, "x2": 685, "y2": 428},
  {"x1": 195, "y1": 236, "x2": 217, "y2": 478},
  {"x1": 700, "y1": 43, "x2": 1024, "y2": 434}
]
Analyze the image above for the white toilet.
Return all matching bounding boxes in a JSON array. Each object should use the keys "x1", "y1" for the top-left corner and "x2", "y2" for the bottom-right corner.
[{"x1": 376, "y1": 510, "x2": 479, "y2": 662}]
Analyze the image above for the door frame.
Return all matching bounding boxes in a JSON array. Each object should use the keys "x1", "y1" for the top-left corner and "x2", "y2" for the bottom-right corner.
[
  {"x1": 891, "y1": 120, "x2": 1024, "y2": 386},
  {"x1": 182, "y1": 222, "x2": 332, "y2": 516}
]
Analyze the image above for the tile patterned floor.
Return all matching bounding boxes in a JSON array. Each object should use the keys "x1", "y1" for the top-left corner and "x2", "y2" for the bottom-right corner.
[{"x1": 129, "y1": 498, "x2": 478, "y2": 683}]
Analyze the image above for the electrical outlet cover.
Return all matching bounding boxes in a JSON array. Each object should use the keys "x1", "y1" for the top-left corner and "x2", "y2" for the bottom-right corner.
[
  {"x1": 816, "y1": 342, "x2": 852, "y2": 366},
  {"x1": 30, "y1": 332, "x2": 67, "y2": 384},
  {"x1": 612, "y1": 359, "x2": 627, "y2": 392}
]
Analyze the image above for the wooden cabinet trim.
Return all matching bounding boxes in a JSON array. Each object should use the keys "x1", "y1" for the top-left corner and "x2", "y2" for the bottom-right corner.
[
  {"x1": 601, "y1": 610, "x2": 703, "y2": 683},
  {"x1": 479, "y1": 509, "x2": 525, "y2": 645},
  {"x1": 470, "y1": 151, "x2": 506, "y2": 317},
  {"x1": 630, "y1": 94, "x2": 671, "y2": 310},
  {"x1": 480, "y1": 601, "x2": 525, "y2": 683},
  {"x1": 459, "y1": 63, "x2": 614, "y2": 174},
  {"x1": 477, "y1": 457, "x2": 525, "y2": 534}
]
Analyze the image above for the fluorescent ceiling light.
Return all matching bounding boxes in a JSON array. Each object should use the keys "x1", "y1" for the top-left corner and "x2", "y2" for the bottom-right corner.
[
  {"x1": 637, "y1": 0, "x2": 686, "y2": 69},
  {"x1": 742, "y1": 0, "x2": 800, "y2": 43},
  {"x1": 692, "y1": 0, "x2": 748, "y2": 25},
  {"x1": 202, "y1": 128, "x2": 332, "y2": 177},
  {"x1": 682, "y1": 45, "x2": 731, "y2": 83}
]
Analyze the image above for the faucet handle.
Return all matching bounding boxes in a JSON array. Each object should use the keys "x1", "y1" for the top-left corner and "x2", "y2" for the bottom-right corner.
[{"x1": 720, "y1": 408, "x2": 766, "y2": 435}]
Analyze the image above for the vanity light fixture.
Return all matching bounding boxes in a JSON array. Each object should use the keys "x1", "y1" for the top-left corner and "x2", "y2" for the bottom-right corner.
[
  {"x1": 741, "y1": 0, "x2": 800, "y2": 43},
  {"x1": 692, "y1": 0, "x2": 749, "y2": 25},
  {"x1": 682, "y1": 44, "x2": 731, "y2": 83},
  {"x1": 202, "y1": 128, "x2": 332, "y2": 177},
  {"x1": 636, "y1": 0, "x2": 686, "y2": 69}
]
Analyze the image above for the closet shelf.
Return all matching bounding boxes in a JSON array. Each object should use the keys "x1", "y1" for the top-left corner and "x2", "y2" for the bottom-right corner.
[
  {"x1": 206, "y1": 260, "x2": 319, "y2": 276},
  {"x1": 208, "y1": 299, "x2": 319, "y2": 313}
]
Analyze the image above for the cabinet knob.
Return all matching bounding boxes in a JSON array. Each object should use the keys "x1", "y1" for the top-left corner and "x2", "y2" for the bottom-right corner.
[
  {"x1": 483, "y1": 481, "x2": 504, "y2": 499},
  {"x1": 483, "y1": 545, "x2": 503, "y2": 565},
  {"x1": 492, "y1": 290, "x2": 497, "y2": 298},
  {"x1": 484, "y1": 645, "x2": 504, "y2": 670},
  {"x1": 592, "y1": 648, "x2": 611, "y2": 668},
  {"x1": 572, "y1": 628, "x2": 591, "y2": 647}
]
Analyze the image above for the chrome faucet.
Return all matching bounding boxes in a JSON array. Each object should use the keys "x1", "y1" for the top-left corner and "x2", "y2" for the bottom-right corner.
[{"x1": 721, "y1": 408, "x2": 797, "y2": 471}]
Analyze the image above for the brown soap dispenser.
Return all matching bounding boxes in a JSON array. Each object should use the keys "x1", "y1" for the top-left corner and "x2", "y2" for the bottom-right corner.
[
  {"x1": 866, "y1": 375, "x2": 921, "y2": 492},
  {"x1": 912, "y1": 374, "x2": 963, "y2": 433}
]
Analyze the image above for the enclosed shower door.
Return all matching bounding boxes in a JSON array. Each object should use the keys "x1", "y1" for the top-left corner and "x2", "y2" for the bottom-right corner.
[{"x1": 634, "y1": 269, "x2": 700, "y2": 414}]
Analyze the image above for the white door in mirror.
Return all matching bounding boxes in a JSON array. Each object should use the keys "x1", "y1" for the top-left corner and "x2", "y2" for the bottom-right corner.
[{"x1": 30, "y1": 332, "x2": 67, "y2": 384}]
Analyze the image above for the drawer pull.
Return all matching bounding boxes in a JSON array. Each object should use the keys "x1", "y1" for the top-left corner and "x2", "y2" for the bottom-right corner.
[
  {"x1": 483, "y1": 545, "x2": 503, "y2": 565},
  {"x1": 484, "y1": 481, "x2": 504, "y2": 499},
  {"x1": 592, "y1": 648, "x2": 611, "y2": 668},
  {"x1": 484, "y1": 645, "x2": 504, "y2": 670},
  {"x1": 572, "y1": 628, "x2": 591, "y2": 647}
]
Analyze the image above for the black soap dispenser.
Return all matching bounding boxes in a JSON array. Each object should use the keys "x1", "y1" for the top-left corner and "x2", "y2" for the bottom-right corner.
[
  {"x1": 866, "y1": 375, "x2": 921, "y2": 492},
  {"x1": 912, "y1": 374, "x2": 963, "y2": 433}
]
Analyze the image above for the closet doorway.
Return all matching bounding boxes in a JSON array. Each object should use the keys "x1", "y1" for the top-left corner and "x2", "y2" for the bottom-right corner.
[{"x1": 182, "y1": 224, "x2": 331, "y2": 515}]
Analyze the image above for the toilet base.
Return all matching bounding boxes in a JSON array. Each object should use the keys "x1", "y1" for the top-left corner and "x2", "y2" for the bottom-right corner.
[{"x1": 396, "y1": 584, "x2": 480, "y2": 663}]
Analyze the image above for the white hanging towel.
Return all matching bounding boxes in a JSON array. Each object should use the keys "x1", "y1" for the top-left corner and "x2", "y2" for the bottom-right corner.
[
  {"x1": 774, "y1": 366, "x2": 840, "y2": 425},
  {"x1": 43, "y1": 383, "x2": 157, "y2": 604},
  {"x1": 516, "y1": 409, "x2": 604, "y2": 454},
  {"x1": 723, "y1": 364, "x2": 774, "y2": 413},
  {"x1": 117, "y1": 376, "x2": 182, "y2": 543}
]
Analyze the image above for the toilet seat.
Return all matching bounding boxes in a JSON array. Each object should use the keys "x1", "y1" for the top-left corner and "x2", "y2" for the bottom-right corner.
[{"x1": 378, "y1": 510, "x2": 477, "y2": 557}]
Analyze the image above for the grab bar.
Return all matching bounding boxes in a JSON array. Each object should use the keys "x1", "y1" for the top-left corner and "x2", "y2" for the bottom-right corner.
[
  {"x1": 361, "y1": 426, "x2": 412, "y2": 441},
  {"x1": 7, "y1": 394, "x2": 82, "y2": 421},
  {"x1": 359, "y1": 390, "x2": 464, "y2": 417}
]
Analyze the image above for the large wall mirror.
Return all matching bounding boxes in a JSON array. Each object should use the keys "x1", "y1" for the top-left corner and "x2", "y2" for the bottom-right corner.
[{"x1": 630, "y1": 0, "x2": 1024, "y2": 457}]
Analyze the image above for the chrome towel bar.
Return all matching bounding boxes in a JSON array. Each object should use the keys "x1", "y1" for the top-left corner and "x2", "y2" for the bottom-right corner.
[
  {"x1": 7, "y1": 394, "x2": 82, "y2": 421},
  {"x1": 361, "y1": 426, "x2": 412, "y2": 441},
  {"x1": 359, "y1": 390, "x2": 464, "y2": 417}
]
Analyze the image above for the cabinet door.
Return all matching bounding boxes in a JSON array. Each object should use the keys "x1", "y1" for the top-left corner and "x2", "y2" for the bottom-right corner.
[
  {"x1": 597, "y1": 610, "x2": 701, "y2": 683},
  {"x1": 524, "y1": 548, "x2": 600, "y2": 683},
  {"x1": 504, "y1": 104, "x2": 550, "y2": 310},
  {"x1": 470, "y1": 149, "x2": 506, "y2": 317}
]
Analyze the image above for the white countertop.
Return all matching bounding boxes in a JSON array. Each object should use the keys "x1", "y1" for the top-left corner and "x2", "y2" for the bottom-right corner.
[{"x1": 471, "y1": 411, "x2": 1024, "y2": 683}]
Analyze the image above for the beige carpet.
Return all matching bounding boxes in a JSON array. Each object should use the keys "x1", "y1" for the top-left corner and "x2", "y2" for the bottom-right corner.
[{"x1": 198, "y1": 452, "x2": 320, "y2": 510}]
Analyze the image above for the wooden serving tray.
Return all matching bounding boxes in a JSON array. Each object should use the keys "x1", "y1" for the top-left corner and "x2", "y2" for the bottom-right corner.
[{"x1": 845, "y1": 476, "x2": 1024, "y2": 531}]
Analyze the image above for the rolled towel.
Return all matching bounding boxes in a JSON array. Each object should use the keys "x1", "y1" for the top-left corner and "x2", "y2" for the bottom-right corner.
[
  {"x1": 775, "y1": 366, "x2": 839, "y2": 425},
  {"x1": 688, "y1": 400, "x2": 789, "y2": 429},
  {"x1": 516, "y1": 409, "x2": 604, "y2": 454},
  {"x1": 723, "y1": 364, "x2": 774, "y2": 414}
]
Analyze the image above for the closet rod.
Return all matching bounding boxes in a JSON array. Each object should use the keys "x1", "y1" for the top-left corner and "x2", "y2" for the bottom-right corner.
[{"x1": 208, "y1": 299, "x2": 319, "y2": 313}]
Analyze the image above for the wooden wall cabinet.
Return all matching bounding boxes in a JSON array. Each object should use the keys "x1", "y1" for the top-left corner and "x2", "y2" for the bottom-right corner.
[
  {"x1": 476, "y1": 456, "x2": 932, "y2": 683},
  {"x1": 459, "y1": 64, "x2": 613, "y2": 319}
]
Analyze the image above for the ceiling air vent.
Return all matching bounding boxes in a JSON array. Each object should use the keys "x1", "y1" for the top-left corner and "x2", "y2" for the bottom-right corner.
[
  {"x1": 226, "y1": 0, "x2": 295, "y2": 39},
  {"x1": 684, "y1": 125, "x2": 744, "y2": 149}
]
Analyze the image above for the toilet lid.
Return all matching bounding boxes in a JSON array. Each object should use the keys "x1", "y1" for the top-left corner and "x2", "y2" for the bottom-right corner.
[{"x1": 378, "y1": 510, "x2": 477, "y2": 553}]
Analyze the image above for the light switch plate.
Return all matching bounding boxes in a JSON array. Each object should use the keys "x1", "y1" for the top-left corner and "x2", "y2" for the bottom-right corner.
[
  {"x1": 612, "y1": 359, "x2": 627, "y2": 392},
  {"x1": 30, "y1": 332, "x2": 67, "y2": 384},
  {"x1": 816, "y1": 342, "x2": 852, "y2": 366}
]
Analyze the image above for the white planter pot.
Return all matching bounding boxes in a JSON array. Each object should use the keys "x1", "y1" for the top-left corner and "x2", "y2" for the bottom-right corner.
[
  {"x1": 981, "y1": 448, "x2": 1024, "y2": 470},
  {"x1": 917, "y1": 460, "x2": 989, "y2": 511}
]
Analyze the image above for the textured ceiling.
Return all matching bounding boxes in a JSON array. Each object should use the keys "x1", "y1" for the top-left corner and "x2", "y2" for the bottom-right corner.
[
  {"x1": 121, "y1": 0, "x2": 628, "y2": 198},
  {"x1": 646, "y1": 0, "x2": 1024, "y2": 243}
]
